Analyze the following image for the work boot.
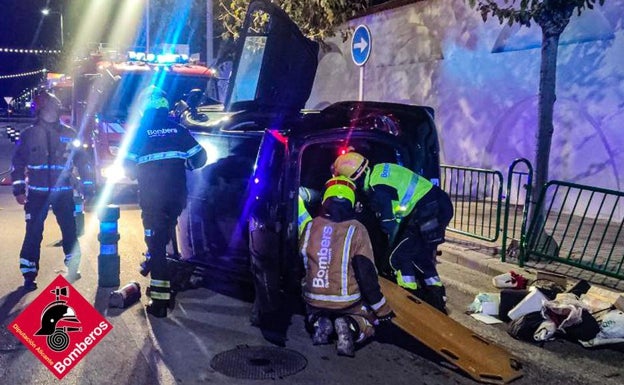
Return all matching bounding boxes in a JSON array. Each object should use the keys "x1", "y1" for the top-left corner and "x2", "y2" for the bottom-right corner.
[
  {"x1": 23, "y1": 273, "x2": 37, "y2": 291},
  {"x1": 146, "y1": 299, "x2": 169, "y2": 318},
  {"x1": 425, "y1": 285, "x2": 447, "y2": 314},
  {"x1": 64, "y1": 256, "x2": 82, "y2": 282},
  {"x1": 334, "y1": 317, "x2": 355, "y2": 357},
  {"x1": 312, "y1": 316, "x2": 334, "y2": 345}
]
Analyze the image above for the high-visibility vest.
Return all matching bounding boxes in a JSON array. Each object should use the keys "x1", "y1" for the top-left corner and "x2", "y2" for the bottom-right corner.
[
  {"x1": 366, "y1": 163, "x2": 433, "y2": 220},
  {"x1": 298, "y1": 195, "x2": 312, "y2": 237}
]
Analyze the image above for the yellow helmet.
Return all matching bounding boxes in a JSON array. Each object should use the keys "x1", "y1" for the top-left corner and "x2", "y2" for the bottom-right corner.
[
  {"x1": 322, "y1": 176, "x2": 356, "y2": 207},
  {"x1": 332, "y1": 152, "x2": 369, "y2": 181}
]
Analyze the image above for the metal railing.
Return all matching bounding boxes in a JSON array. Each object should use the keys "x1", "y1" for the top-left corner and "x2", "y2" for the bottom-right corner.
[
  {"x1": 440, "y1": 165, "x2": 503, "y2": 242},
  {"x1": 501, "y1": 159, "x2": 532, "y2": 262},
  {"x1": 524, "y1": 180, "x2": 624, "y2": 280}
]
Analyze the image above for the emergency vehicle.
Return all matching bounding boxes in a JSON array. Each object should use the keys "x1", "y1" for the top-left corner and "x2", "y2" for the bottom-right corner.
[
  {"x1": 45, "y1": 72, "x2": 73, "y2": 125},
  {"x1": 71, "y1": 47, "x2": 221, "y2": 190},
  {"x1": 174, "y1": 0, "x2": 441, "y2": 305}
]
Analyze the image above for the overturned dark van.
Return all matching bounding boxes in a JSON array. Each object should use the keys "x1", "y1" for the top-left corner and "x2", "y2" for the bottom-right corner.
[{"x1": 176, "y1": 0, "x2": 441, "y2": 321}]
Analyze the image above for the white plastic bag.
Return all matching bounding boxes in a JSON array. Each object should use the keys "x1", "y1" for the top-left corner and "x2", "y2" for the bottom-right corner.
[
  {"x1": 467, "y1": 293, "x2": 500, "y2": 315},
  {"x1": 597, "y1": 310, "x2": 624, "y2": 339}
]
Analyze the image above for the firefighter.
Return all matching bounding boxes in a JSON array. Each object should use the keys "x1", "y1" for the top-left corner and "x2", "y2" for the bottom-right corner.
[
  {"x1": 298, "y1": 186, "x2": 322, "y2": 237},
  {"x1": 332, "y1": 152, "x2": 454, "y2": 313},
  {"x1": 300, "y1": 176, "x2": 394, "y2": 357},
  {"x1": 11, "y1": 91, "x2": 94, "y2": 290},
  {"x1": 124, "y1": 86, "x2": 207, "y2": 318}
]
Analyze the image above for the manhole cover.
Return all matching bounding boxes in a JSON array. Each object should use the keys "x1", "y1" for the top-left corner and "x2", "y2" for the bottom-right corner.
[{"x1": 211, "y1": 345, "x2": 307, "y2": 380}]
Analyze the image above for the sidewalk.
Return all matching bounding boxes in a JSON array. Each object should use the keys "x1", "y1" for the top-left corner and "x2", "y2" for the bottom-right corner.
[
  {"x1": 438, "y1": 238, "x2": 624, "y2": 302},
  {"x1": 434, "y1": 237, "x2": 624, "y2": 384}
]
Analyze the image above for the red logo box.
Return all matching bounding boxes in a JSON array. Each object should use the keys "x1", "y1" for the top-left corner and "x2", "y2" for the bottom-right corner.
[{"x1": 8, "y1": 275, "x2": 113, "y2": 380}]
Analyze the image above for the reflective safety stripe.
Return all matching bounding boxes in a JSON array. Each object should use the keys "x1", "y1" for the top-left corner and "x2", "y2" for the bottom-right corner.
[
  {"x1": 137, "y1": 151, "x2": 188, "y2": 164},
  {"x1": 397, "y1": 173, "x2": 419, "y2": 217},
  {"x1": 300, "y1": 223, "x2": 312, "y2": 270},
  {"x1": 13, "y1": 180, "x2": 25, "y2": 185},
  {"x1": 20, "y1": 258, "x2": 35, "y2": 266},
  {"x1": 424, "y1": 276, "x2": 442, "y2": 286},
  {"x1": 186, "y1": 144, "x2": 204, "y2": 157},
  {"x1": 28, "y1": 164, "x2": 65, "y2": 170},
  {"x1": 126, "y1": 152, "x2": 138, "y2": 162},
  {"x1": 397, "y1": 271, "x2": 418, "y2": 290},
  {"x1": 370, "y1": 297, "x2": 387, "y2": 312},
  {"x1": 149, "y1": 291, "x2": 171, "y2": 300},
  {"x1": 20, "y1": 258, "x2": 37, "y2": 274},
  {"x1": 150, "y1": 279, "x2": 171, "y2": 288},
  {"x1": 341, "y1": 225, "x2": 355, "y2": 296},
  {"x1": 298, "y1": 211, "x2": 311, "y2": 228},
  {"x1": 304, "y1": 291, "x2": 361, "y2": 303},
  {"x1": 28, "y1": 185, "x2": 73, "y2": 192},
  {"x1": 20, "y1": 266, "x2": 38, "y2": 274}
]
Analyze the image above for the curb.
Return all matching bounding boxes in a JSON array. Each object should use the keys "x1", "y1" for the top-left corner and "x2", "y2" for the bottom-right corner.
[
  {"x1": 438, "y1": 241, "x2": 622, "y2": 304},
  {"x1": 439, "y1": 242, "x2": 536, "y2": 281}
]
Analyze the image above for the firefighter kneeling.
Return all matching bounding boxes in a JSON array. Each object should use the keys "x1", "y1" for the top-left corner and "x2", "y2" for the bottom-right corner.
[
  {"x1": 124, "y1": 86, "x2": 207, "y2": 317},
  {"x1": 300, "y1": 176, "x2": 393, "y2": 357}
]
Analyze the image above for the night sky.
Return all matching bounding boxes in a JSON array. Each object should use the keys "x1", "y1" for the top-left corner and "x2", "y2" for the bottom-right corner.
[{"x1": 0, "y1": 0, "x2": 71, "y2": 102}]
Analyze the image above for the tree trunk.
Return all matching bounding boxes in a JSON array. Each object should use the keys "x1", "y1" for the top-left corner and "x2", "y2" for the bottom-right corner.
[
  {"x1": 530, "y1": 1, "x2": 575, "y2": 227},
  {"x1": 532, "y1": 29, "x2": 560, "y2": 224}
]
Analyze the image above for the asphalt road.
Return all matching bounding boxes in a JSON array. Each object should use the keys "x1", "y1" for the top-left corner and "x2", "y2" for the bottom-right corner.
[{"x1": 0, "y1": 122, "x2": 622, "y2": 385}]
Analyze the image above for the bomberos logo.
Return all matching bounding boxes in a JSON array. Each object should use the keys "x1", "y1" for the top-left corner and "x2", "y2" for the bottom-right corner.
[{"x1": 8, "y1": 275, "x2": 113, "y2": 380}]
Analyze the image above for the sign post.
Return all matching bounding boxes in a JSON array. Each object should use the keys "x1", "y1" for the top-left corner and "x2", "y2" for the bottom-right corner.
[{"x1": 351, "y1": 25, "x2": 372, "y2": 101}]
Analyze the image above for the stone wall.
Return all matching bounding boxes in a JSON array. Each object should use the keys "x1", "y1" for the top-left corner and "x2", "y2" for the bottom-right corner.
[{"x1": 307, "y1": 0, "x2": 624, "y2": 199}]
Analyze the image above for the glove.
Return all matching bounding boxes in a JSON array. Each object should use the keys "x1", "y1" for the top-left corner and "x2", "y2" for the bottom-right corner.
[
  {"x1": 13, "y1": 182, "x2": 26, "y2": 197},
  {"x1": 15, "y1": 194, "x2": 27, "y2": 205}
]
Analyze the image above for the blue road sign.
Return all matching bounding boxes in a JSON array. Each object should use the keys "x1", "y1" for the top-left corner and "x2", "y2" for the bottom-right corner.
[{"x1": 351, "y1": 25, "x2": 371, "y2": 66}]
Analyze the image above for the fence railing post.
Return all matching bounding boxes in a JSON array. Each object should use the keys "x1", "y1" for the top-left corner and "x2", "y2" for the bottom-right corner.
[{"x1": 501, "y1": 158, "x2": 532, "y2": 263}]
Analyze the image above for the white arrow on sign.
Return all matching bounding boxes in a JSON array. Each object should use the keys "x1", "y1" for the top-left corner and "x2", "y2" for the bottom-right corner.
[
  {"x1": 353, "y1": 37, "x2": 368, "y2": 53},
  {"x1": 4, "y1": 97, "x2": 13, "y2": 105}
]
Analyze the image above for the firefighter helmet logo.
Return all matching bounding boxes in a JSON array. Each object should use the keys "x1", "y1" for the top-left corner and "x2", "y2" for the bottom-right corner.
[
  {"x1": 7, "y1": 275, "x2": 113, "y2": 379},
  {"x1": 34, "y1": 286, "x2": 82, "y2": 352}
]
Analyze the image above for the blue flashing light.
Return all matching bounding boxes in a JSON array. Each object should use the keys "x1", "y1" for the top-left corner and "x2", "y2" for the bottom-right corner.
[
  {"x1": 127, "y1": 51, "x2": 190, "y2": 65},
  {"x1": 157, "y1": 53, "x2": 178, "y2": 63}
]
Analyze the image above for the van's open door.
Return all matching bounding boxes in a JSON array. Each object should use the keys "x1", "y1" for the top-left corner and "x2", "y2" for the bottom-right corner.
[{"x1": 225, "y1": 0, "x2": 319, "y2": 114}]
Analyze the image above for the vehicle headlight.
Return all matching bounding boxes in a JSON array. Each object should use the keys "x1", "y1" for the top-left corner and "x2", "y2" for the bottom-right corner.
[{"x1": 101, "y1": 165, "x2": 126, "y2": 182}]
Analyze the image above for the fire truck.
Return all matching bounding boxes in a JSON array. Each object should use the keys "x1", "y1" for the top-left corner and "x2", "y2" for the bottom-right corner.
[
  {"x1": 45, "y1": 72, "x2": 73, "y2": 125},
  {"x1": 71, "y1": 47, "x2": 221, "y2": 191}
]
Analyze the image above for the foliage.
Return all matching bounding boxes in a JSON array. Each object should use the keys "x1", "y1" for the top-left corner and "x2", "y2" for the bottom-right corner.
[
  {"x1": 467, "y1": 0, "x2": 605, "y2": 29},
  {"x1": 217, "y1": 0, "x2": 370, "y2": 41}
]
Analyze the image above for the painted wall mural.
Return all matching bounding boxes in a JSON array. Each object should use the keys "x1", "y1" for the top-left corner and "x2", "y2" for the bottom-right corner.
[{"x1": 308, "y1": 0, "x2": 624, "y2": 194}]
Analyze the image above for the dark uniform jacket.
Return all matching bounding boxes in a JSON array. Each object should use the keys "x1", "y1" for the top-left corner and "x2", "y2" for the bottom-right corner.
[
  {"x1": 11, "y1": 121, "x2": 93, "y2": 195},
  {"x1": 124, "y1": 110, "x2": 207, "y2": 209}
]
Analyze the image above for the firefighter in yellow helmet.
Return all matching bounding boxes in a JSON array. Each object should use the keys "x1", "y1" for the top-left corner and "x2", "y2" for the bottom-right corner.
[
  {"x1": 332, "y1": 152, "x2": 453, "y2": 313},
  {"x1": 124, "y1": 86, "x2": 207, "y2": 317},
  {"x1": 299, "y1": 176, "x2": 394, "y2": 357}
]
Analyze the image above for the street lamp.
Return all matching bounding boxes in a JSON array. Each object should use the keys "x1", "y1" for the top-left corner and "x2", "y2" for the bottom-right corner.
[{"x1": 41, "y1": 8, "x2": 64, "y2": 48}]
